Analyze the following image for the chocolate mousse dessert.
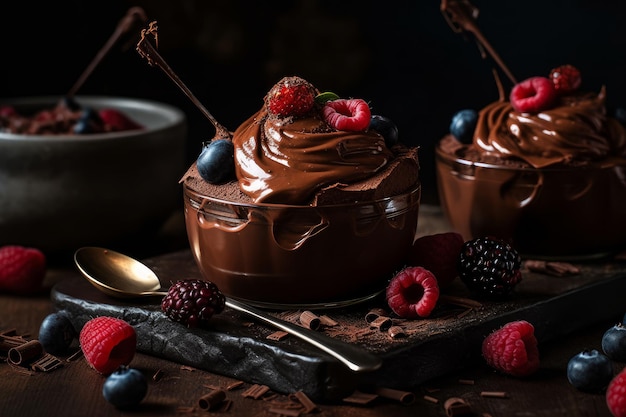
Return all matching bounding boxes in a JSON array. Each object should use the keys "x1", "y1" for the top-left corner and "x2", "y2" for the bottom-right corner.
[
  {"x1": 437, "y1": 0, "x2": 626, "y2": 259},
  {"x1": 137, "y1": 23, "x2": 421, "y2": 306}
]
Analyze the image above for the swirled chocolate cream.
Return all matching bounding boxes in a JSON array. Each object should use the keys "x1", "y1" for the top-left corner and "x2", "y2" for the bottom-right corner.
[
  {"x1": 181, "y1": 76, "x2": 421, "y2": 305},
  {"x1": 437, "y1": 66, "x2": 626, "y2": 259}
]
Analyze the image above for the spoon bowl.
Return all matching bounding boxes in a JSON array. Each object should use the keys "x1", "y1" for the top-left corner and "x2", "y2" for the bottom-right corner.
[{"x1": 73, "y1": 246, "x2": 382, "y2": 373}]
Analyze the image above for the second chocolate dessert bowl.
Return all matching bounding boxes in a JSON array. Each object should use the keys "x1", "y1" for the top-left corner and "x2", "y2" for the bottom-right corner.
[{"x1": 437, "y1": 1, "x2": 626, "y2": 261}]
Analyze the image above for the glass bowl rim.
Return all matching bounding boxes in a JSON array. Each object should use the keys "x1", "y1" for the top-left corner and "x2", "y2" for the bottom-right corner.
[
  {"x1": 183, "y1": 182, "x2": 422, "y2": 210},
  {"x1": 435, "y1": 145, "x2": 626, "y2": 172}
]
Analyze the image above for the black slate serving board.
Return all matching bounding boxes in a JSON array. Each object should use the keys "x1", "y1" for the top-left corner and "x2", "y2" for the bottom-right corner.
[{"x1": 50, "y1": 248, "x2": 626, "y2": 402}]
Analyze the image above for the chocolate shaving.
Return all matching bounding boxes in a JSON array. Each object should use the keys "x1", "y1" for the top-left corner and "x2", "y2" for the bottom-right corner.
[
  {"x1": 388, "y1": 325, "x2": 407, "y2": 339},
  {"x1": 299, "y1": 311, "x2": 321, "y2": 331},
  {"x1": 525, "y1": 260, "x2": 581, "y2": 277},
  {"x1": 372, "y1": 387, "x2": 415, "y2": 405},
  {"x1": 289, "y1": 391, "x2": 318, "y2": 413},
  {"x1": 152, "y1": 369, "x2": 165, "y2": 382},
  {"x1": 226, "y1": 380, "x2": 245, "y2": 391},
  {"x1": 342, "y1": 390, "x2": 378, "y2": 405},
  {"x1": 370, "y1": 316, "x2": 392, "y2": 332},
  {"x1": 444, "y1": 397, "x2": 472, "y2": 416},
  {"x1": 423, "y1": 395, "x2": 439, "y2": 404},
  {"x1": 365, "y1": 308, "x2": 388, "y2": 323},
  {"x1": 8, "y1": 340, "x2": 44, "y2": 366},
  {"x1": 242, "y1": 384, "x2": 271, "y2": 399},
  {"x1": 480, "y1": 391, "x2": 508, "y2": 398},
  {"x1": 267, "y1": 331, "x2": 290, "y2": 341},
  {"x1": 65, "y1": 349, "x2": 83, "y2": 362},
  {"x1": 30, "y1": 354, "x2": 64, "y2": 372},
  {"x1": 198, "y1": 389, "x2": 226, "y2": 410}
]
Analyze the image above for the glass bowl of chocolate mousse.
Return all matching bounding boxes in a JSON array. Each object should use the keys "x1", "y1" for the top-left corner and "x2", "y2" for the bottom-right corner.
[
  {"x1": 436, "y1": 78, "x2": 626, "y2": 261},
  {"x1": 0, "y1": 95, "x2": 187, "y2": 253},
  {"x1": 181, "y1": 77, "x2": 421, "y2": 309}
]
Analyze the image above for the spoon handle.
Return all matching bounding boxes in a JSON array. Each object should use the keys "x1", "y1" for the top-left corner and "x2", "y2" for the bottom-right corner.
[{"x1": 225, "y1": 298, "x2": 382, "y2": 373}]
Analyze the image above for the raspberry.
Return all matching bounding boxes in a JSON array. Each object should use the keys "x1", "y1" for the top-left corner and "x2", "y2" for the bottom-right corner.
[
  {"x1": 549, "y1": 64, "x2": 582, "y2": 94},
  {"x1": 98, "y1": 108, "x2": 144, "y2": 131},
  {"x1": 458, "y1": 237, "x2": 522, "y2": 299},
  {"x1": 407, "y1": 232, "x2": 464, "y2": 289},
  {"x1": 0, "y1": 245, "x2": 46, "y2": 295},
  {"x1": 161, "y1": 279, "x2": 225, "y2": 328},
  {"x1": 265, "y1": 76, "x2": 317, "y2": 117},
  {"x1": 323, "y1": 99, "x2": 371, "y2": 131},
  {"x1": 509, "y1": 76, "x2": 556, "y2": 113},
  {"x1": 79, "y1": 316, "x2": 137, "y2": 375},
  {"x1": 386, "y1": 266, "x2": 440, "y2": 319},
  {"x1": 607, "y1": 368, "x2": 626, "y2": 417},
  {"x1": 482, "y1": 320, "x2": 539, "y2": 377}
]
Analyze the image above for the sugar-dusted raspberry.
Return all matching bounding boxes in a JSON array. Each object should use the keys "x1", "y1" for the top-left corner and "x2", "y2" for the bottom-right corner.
[
  {"x1": 509, "y1": 76, "x2": 556, "y2": 113},
  {"x1": 408, "y1": 232, "x2": 464, "y2": 289},
  {"x1": 607, "y1": 367, "x2": 626, "y2": 417},
  {"x1": 323, "y1": 99, "x2": 371, "y2": 131},
  {"x1": 79, "y1": 316, "x2": 137, "y2": 375},
  {"x1": 386, "y1": 266, "x2": 440, "y2": 319},
  {"x1": 482, "y1": 320, "x2": 540, "y2": 377},
  {"x1": 549, "y1": 64, "x2": 582, "y2": 94},
  {"x1": 265, "y1": 76, "x2": 318, "y2": 117},
  {"x1": 161, "y1": 279, "x2": 225, "y2": 328}
]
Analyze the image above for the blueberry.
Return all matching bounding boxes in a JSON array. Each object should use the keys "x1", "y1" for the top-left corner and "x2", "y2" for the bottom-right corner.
[
  {"x1": 566, "y1": 349, "x2": 614, "y2": 393},
  {"x1": 369, "y1": 115, "x2": 399, "y2": 147},
  {"x1": 196, "y1": 139, "x2": 235, "y2": 184},
  {"x1": 602, "y1": 323, "x2": 626, "y2": 362},
  {"x1": 103, "y1": 366, "x2": 148, "y2": 409},
  {"x1": 38, "y1": 312, "x2": 77, "y2": 356},
  {"x1": 449, "y1": 109, "x2": 478, "y2": 144},
  {"x1": 73, "y1": 118, "x2": 94, "y2": 134}
]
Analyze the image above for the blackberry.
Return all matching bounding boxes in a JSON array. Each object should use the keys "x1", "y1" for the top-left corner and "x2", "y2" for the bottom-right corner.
[
  {"x1": 161, "y1": 279, "x2": 225, "y2": 328},
  {"x1": 458, "y1": 237, "x2": 522, "y2": 299}
]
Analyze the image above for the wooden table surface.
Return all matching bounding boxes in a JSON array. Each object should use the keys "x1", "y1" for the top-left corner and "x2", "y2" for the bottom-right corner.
[{"x1": 1, "y1": 207, "x2": 622, "y2": 417}]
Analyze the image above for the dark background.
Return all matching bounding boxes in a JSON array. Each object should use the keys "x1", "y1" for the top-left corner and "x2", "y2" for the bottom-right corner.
[{"x1": 2, "y1": 0, "x2": 625, "y2": 204}]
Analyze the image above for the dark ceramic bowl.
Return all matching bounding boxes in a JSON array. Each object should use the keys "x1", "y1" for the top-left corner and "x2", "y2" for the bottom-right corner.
[{"x1": 0, "y1": 96, "x2": 187, "y2": 253}]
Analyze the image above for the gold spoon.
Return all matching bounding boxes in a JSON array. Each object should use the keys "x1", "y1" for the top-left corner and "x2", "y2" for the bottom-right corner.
[{"x1": 73, "y1": 247, "x2": 382, "y2": 373}]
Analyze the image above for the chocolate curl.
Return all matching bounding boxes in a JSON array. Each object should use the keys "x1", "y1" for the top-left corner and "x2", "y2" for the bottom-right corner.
[
  {"x1": 289, "y1": 390, "x2": 318, "y2": 413},
  {"x1": 299, "y1": 311, "x2": 321, "y2": 331},
  {"x1": 444, "y1": 397, "x2": 472, "y2": 416},
  {"x1": 198, "y1": 389, "x2": 226, "y2": 410},
  {"x1": 370, "y1": 316, "x2": 392, "y2": 332},
  {"x1": 365, "y1": 308, "x2": 387, "y2": 324},
  {"x1": 373, "y1": 387, "x2": 415, "y2": 405},
  {"x1": 441, "y1": 0, "x2": 517, "y2": 85},
  {"x1": 388, "y1": 325, "x2": 407, "y2": 339},
  {"x1": 8, "y1": 340, "x2": 44, "y2": 366}
]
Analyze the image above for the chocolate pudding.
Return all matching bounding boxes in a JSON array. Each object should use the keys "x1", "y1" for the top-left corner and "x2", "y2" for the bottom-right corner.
[
  {"x1": 181, "y1": 76, "x2": 421, "y2": 307},
  {"x1": 437, "y1": 0, "x2": 626, "y2": 259}
]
